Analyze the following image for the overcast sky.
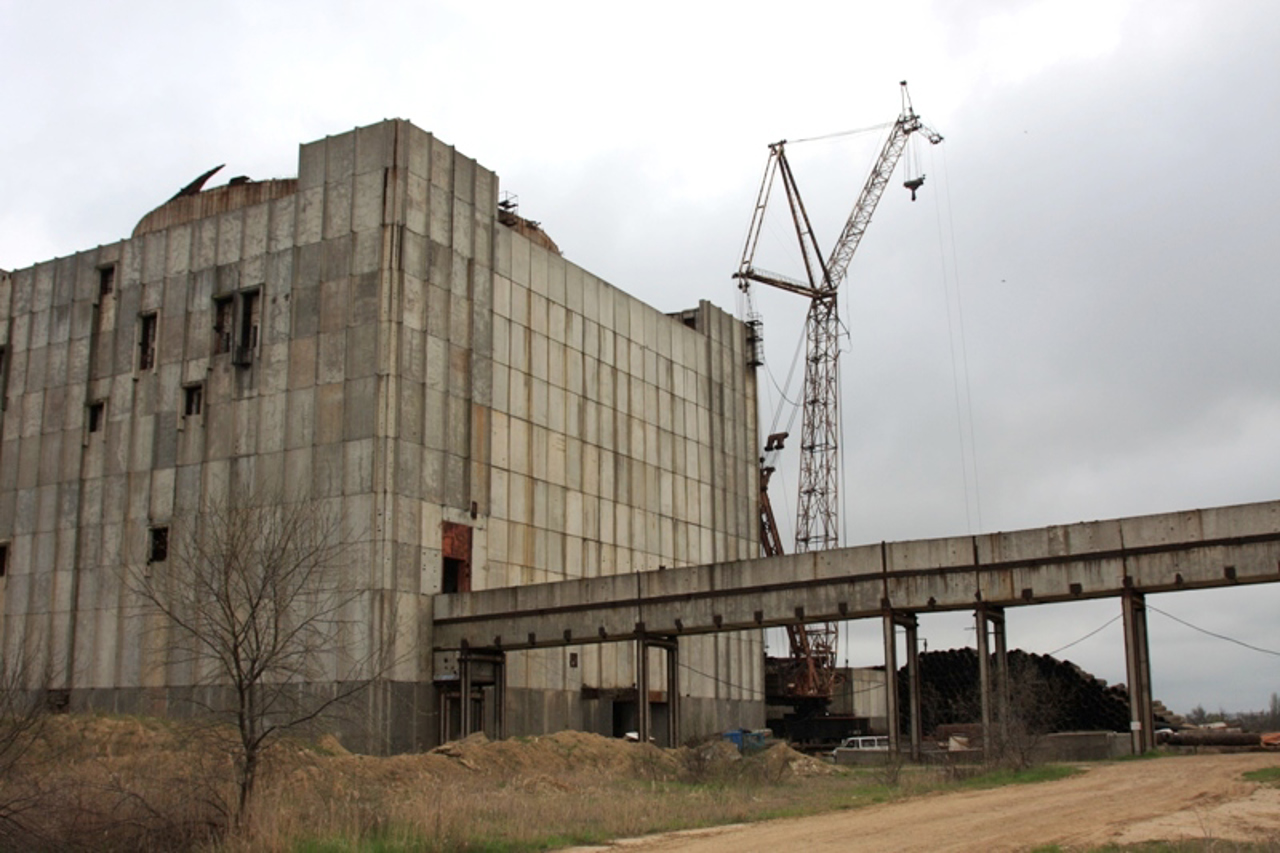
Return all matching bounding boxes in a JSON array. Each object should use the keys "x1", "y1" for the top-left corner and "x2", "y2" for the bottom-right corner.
[{"x1": 3, "y1": 0, "x2": 1278, "y2": 716}]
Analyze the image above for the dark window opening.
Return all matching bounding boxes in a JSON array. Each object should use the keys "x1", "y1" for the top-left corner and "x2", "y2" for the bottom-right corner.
[
  {"x1": 213, "y1": 296, "x2": 235, "y2": 355},
  {"x1": 0, "y1": 544, "x2": 7, "y2": 578},
  {"x1": 235, "y1": 289, "x2": 261, "y2": 365},
  {"x1": 98, "y1": 265, "x2": 115, "y2": 296},
  {"x1": 442, "y1": 557, "x2": 466, "y2": 594},
  {"x1": 149, "y1": 527, "x2": 169, "y2": 563},
  {"x1": 138, "y1": 313, "x2": 158, "y2": 371},
  {"x1": 215, "y1": 290, "x2": 262, "y2": 365},
  {"x1": 441, "y1": 521, "x2": 473, "y2": 594},
  {"x1": 183, "y1": 384, "x2": 203, "y2": 417},
  {"x1": 612, "y1": 700, "x2": 638, "y2": 738},
  {"x1": 87, "y1": 401, "x2": 105, "y2": 434}
]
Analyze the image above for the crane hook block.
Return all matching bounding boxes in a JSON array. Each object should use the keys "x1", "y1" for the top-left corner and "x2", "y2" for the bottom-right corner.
[{"x1": 903, "y1": 176, "x2": 926, "y2": 201}]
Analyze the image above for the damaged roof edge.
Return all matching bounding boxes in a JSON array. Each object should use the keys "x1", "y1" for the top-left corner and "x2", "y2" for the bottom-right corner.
[{"x1": 132, "y1": 178, "x2": 300, "y2": 238}]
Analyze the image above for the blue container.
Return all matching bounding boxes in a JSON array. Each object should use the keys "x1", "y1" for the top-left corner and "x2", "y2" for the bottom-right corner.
[{"x1": 722, "y1": 728, "x2": 769, "y2": 754}]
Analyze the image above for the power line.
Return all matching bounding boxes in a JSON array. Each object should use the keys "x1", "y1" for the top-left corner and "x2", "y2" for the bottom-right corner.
[
  {"x1": 1148, "y1": 604, "x2": 1280, "y2": 658},
  {"x1": 930, "y1": 144, "x2": 983, "y2": 535},
  {"x1": 677, "y1": 660, "x2": 765, "y2": 699},
  {"x1": 1046, "y1": 615, "x2": 1121, "y2": 657}
]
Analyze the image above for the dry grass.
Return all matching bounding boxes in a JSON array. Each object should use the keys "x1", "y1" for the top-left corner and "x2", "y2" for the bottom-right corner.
[
  {"x1": 0, "y1": 714, "x2": 1062, "y2": 852},
  {"x1": 232, "y1": 732, "x2": 845, "y2": 852}
]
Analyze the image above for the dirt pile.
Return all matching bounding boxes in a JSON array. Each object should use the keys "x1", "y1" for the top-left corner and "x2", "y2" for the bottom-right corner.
[
  {"x1": 6, "y1": 715, "x2": 844, "y2": 851},
  {"x1": 422, "y1": 729, "x2": 683, "y2": 780},
  {"x1": 758, "y1": 742, "x2": 837, "y2": 778}
]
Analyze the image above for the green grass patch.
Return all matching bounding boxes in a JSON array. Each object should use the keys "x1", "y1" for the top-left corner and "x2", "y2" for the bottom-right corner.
[
  {"x1": 1243, "y1": 766, "x2": 1280, "y2": 786},
  {"x1": 292, "y1": 832, "x2": 613, "y2": 853},
  {"x1": 292, "y1": 837, "x2": 431, "y2": 853},
  {"x1": 276, "y1": 756, "x2": 1089, "y2": 853},
  {"x1": 954, "y1": 764, "x2": 1081, "y2": 790},
  {"x1": 1083, "y1": 843, "x2": 1278, "y2": 852}
]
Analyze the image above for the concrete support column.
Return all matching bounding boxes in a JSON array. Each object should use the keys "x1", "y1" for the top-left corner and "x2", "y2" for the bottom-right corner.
[
  {"x1": 994, "y1": 609, "x2": 1009, "y2": 728},
  {"x1": 902, "y1": 614, "x2": 923, "y2": 760},
  {"x1": 1122, "y1": 589, "x2": 1155, "y2": 754},
  {"x1": 636, "y1": 637, "x2": 651, "y2": 745},
  {"x1": 664, "y1": 639, "x2": 680, "y2": 748},
  {"x1": 883, "y1": 612, "x2": 900, "y2": 754},
  {"x1": 883, "y1": 610, "x2": 923, "y2": 759},
  {"x1": 492, "y1": 654, "x2": 507, "y2": 741},
  {"x1": 460, "y1": 653, "x2": 474, "y2": 738},
  {"x1": 975, "y1": 605, "x2": 1008, "y2": 751}
]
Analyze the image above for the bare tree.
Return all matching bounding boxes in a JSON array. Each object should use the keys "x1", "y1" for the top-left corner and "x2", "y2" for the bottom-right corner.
[
  {"x1": 0, "y1": 650, "x2": 51, "y2": 848},
  {"x1": 989, "y1": 656, "x2": 1057, "y2": 770},
  {"x1": 127, "y1": 492, "x2": 389, "y2": 821}
]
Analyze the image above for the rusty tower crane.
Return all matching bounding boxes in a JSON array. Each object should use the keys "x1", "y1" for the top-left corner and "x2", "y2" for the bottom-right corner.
[{"x1": 736, "y1": 82, "x2": 942, "y2": 703}]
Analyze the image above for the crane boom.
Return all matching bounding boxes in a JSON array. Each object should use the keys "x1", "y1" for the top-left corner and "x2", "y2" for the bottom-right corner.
[
  {"x1": 822, "y1": 84, "x2": 943, "y2": 294},
  {"x1": 735, "y1": 82, "x2": 941, "y2": 704}
]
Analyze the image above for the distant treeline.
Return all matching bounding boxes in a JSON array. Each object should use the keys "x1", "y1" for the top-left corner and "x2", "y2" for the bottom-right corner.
[{"x1": 1185, "y1": 693, "x2": 1280, "y2": 732}]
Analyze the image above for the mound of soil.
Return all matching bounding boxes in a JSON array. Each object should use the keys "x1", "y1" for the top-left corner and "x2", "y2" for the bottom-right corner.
[
  {"x1": 425, "y1": 729, "x2": 683, "y2": 780},
  {"x1": 759, "y1": 742, "x2": 837, "y2": 778}
]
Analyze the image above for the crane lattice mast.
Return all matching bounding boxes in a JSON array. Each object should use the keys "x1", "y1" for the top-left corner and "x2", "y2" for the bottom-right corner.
[{"x1": 736, "y1": 82, "x2": 942, "y2": 699}]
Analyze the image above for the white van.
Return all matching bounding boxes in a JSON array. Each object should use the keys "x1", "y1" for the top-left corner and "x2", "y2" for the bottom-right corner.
[{"x1": 830, "y1": 735, "x2": 889, "y2": 757}]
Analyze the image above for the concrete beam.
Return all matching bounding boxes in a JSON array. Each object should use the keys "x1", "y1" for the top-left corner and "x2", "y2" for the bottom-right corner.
[{"x1": 433, "y1": 500, "x2": 1280, "y2": 652}]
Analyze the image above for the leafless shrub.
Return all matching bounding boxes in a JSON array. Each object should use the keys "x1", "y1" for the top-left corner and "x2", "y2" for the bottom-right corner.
[
  {"x1": 0, "y1": 651, "x2": 51, "y2": 849},
  {"x1": 988, "y1": 656, "x2": 1056, "y2": 770},
  {"x1": 126, "y1": 489, "x2": 394, "y2": 823},
  {"x1": 876, "y1": 749, "x2": 906, "y2": 787}
]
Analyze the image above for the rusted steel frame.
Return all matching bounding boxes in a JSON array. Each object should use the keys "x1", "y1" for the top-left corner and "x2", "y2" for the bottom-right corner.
[
  {"x1": 773, "y1": 146, "x2": 831, "y2": 293},
  {"x1": 737, "y1": 268, "x2": 818, "y2": 299}
]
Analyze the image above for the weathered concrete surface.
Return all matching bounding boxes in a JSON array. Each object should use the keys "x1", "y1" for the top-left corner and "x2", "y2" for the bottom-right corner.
[
  {"x1": 434, "y1": 499, "x2": 1280, "y2": 651},
  {"x1": 0, "y1": 119, "x2": 764, "y2": 750}
]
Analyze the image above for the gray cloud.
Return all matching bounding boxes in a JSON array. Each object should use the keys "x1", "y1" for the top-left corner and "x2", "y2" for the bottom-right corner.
[{"x1": 3, "y1": 0, "x2": 1277, "y2": 715}]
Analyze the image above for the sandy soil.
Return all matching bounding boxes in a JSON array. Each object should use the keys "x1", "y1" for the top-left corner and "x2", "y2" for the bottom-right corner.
[{"x1": 566, "y1": 753, "x2": 1280, "y2": 852}]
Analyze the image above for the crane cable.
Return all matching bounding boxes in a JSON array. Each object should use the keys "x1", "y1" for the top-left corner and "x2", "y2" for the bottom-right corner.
[
  {"x1": 788, "y1": 121, "x2": 894, "y2": 146},
  {"x1": 737, "y1": 277, "x2": 804, "y2": 543},
  {"x1": 930, "y1": 141, "x2": 984, "y2": 534}
]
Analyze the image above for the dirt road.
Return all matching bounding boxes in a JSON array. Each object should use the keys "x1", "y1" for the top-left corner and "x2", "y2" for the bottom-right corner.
[{"x1": 570, "y1": 753, "x2": 1280, "y2": 852}]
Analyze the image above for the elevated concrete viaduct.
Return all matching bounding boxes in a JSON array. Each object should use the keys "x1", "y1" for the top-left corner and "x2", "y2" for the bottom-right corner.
[{"x1": 434, "y1": 499, "x2": 1280, "y2": 752}]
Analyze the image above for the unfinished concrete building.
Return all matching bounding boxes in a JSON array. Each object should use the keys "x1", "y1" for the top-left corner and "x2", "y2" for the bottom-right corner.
[{"x1": 0, "y1": 119, "x2": 764, "y2": 751}]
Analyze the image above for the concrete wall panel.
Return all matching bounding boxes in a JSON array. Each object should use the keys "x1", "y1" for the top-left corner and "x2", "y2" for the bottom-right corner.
[{"x1": 0, "y1": 118, "x2": 765, "y2": 751}]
